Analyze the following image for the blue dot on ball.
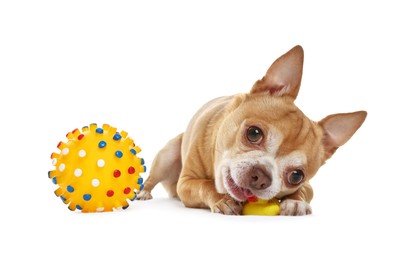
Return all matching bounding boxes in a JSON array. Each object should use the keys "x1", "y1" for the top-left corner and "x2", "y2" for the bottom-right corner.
[
  {"x1": 67, "y1": 185, "x2": 75, "y2": 193},
  {"x1": 83, "y1": 194, "x2": 92, "y2": 201},
  {"x1": 113, "y1": 133, "x2": 122, "y2": 141},
  {"x1": 98, "y1": 140, "x2": 107, "y2": 148},
  {"x1": 115, "y1": 150, "x2": 123, "y2": 158}
]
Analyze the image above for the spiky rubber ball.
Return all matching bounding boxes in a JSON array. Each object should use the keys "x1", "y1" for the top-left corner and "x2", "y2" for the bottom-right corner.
[{"x1": 48, "y1": 123, "x2": 146, "y2": 212}]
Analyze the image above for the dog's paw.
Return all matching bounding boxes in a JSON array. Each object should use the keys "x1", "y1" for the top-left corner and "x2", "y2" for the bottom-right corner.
[
  {"x1": 136, "y1": 190, "x2": 153, "y2": 200},
  {"x1": 211, "y1": 195, "x2": 243, "y2": 215},
  {"x1": 280, "y1": 199, "x2": 312, "y2": 216}
]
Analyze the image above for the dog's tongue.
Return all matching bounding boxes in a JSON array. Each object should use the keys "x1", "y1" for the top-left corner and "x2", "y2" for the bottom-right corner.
[{"x1": 243, "y1": 189, "x2": 256, "y2": 201}]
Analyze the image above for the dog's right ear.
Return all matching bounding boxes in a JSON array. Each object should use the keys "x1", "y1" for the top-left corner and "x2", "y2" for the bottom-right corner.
[{"x1": 251, "y1": 45, "x2": 304, "y2": 100}]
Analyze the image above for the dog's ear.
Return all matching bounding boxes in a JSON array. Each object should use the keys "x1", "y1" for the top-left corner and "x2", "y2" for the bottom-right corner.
[
  {"x1": 319, "y1": 111, "x2": 367, "y2": 159},
  {"x1": 251, "y1": 45, "x2": 304, "y2": 99}
]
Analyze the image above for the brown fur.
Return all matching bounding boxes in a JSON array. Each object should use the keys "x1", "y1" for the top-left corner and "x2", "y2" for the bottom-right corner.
[{"x1": 137, "y1": 45, "x2": 367, "y2": 215}]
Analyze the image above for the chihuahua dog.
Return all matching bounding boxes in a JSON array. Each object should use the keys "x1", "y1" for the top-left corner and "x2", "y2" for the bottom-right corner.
[{"x1": 137, "y1": 45, "x2": 366, "y2": 216}]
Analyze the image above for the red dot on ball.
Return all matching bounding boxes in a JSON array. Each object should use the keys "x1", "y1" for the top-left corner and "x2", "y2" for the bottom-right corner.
[
  {"x1": 124, "y1": 187, "x2": 131, "y2": 194},
  {"x1": 113, "y1": 169, "x2": 121, "y2": 178},
  {"x1": 78, "y1": 134, "x2": 85, "y2": 140},
  {"x1": 106, "y1": 190, "x2": 114, "y2": 197},
  {"x1": 128, "y1": 167, "x2": 135, "y2": 174}
]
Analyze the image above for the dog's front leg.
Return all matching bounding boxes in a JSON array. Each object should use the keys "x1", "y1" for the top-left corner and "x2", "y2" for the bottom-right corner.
[
  {"x1": 177, "y1": 172, "x2": 242, "y2": 215},
  {"x1": 280, "y1": 181, "x2": 313, "y2": 216}
]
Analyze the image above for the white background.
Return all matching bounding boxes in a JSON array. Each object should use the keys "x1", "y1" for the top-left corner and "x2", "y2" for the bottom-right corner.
[{"x1": 1, "y1": 1, "x2": 415, "y2": 259}]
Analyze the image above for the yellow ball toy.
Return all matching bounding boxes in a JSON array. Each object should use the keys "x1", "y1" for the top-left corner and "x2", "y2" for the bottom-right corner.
[
  {"x1": 48, "y1": 123, "x2": 146, "y2": 212},
  {"x1": 242, "y1": 197, "x2": 281, "y2": 216}
]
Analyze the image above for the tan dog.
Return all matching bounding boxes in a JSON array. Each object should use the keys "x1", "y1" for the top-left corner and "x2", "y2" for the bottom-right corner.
[{"x1": 137, "y1": 45, "x2": 367, "y2": 216}]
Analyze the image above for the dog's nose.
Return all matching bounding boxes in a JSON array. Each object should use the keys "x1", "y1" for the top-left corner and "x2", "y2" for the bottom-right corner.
[{"x1": 249, "y1": 167, "x2": 271, "y2": 190}]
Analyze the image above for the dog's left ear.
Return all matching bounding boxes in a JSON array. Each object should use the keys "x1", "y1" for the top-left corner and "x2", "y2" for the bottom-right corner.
[
  {"x1": 251, "y1": 45, "x2": 304, "y2": 99},
  {"x1": 319, "y1": 111, "x2": 367, "y2": 159}
]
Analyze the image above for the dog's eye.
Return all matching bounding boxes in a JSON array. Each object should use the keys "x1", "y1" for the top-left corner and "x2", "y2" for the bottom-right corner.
[
  {"x1": 246, "y1": 126, "x2": 264, "y2": 144},
  {"x1": 288, "y1": 170, "x2": 304, "y2": 185}
]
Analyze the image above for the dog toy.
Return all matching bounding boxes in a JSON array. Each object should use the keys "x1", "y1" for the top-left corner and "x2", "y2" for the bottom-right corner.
[
  {"x1": 48, "y1": 123, "x2": 146, "y2": 212},
  {"x1": 242, "y1": 197, "x2": 280, "y2": 216}
]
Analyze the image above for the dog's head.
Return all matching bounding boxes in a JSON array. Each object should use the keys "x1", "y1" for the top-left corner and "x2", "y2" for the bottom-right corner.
[{"x1": 214, "y1": 45, "x2": 367, "y2": 201}]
